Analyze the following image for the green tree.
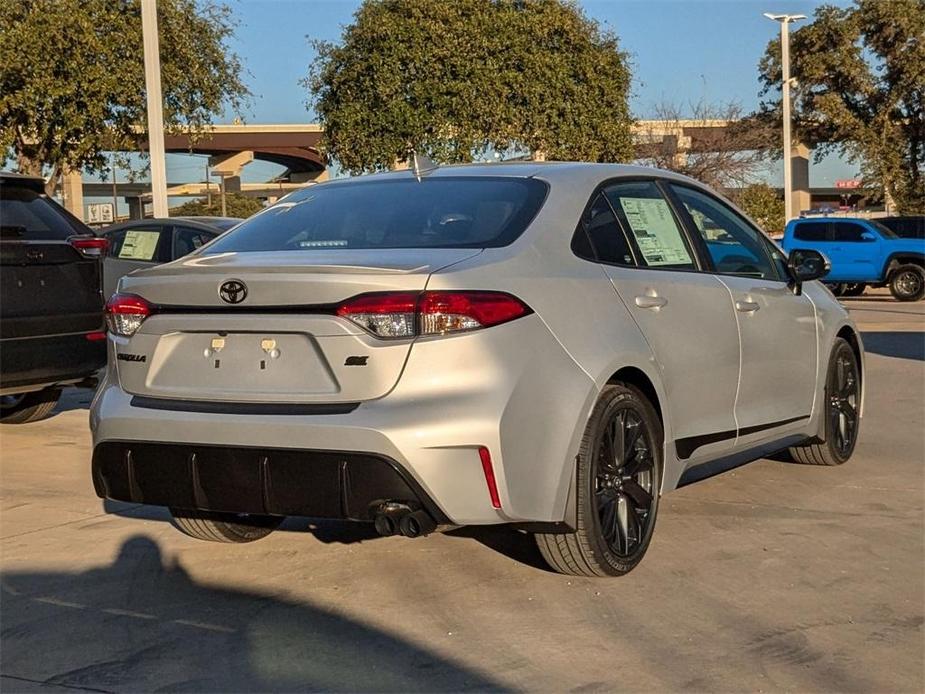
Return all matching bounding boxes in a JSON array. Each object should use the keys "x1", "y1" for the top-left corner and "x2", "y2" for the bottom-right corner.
[
  {"x1": 306, "y1": 0, "x2": 633, "y2": 173},
  {"x1": 0, "y1": 0, "x2": 248, "y2": 193},
  {"x1": 757, "y1": 0, "x2": 925, "y2": 214},
  {"x1": 170, "y1": 192, "x2": 264, "y2": 219},
  {"x1": 732, "y1": 183, "x2": 785, "y2": 236}
]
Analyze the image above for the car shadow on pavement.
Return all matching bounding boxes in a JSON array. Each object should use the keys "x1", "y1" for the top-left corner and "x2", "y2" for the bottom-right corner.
[
  {"x1": 861, "y1": 331, "x2": 925, "y2": 361},
  {"x1": 0, "y1": 535, "x2": 507, "y2": 692},
  {"x1": 101, "y1": 501, "x2": 551, "y2": 571}
]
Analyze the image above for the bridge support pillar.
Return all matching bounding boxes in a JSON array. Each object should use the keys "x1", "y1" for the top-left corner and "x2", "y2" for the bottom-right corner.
[
  {"x1": 791, "y1": 142, "x2": 811, "y2": 215},
  {"x1": 209, "y1": 151, "x2": 253, "y2": 194},
  {"x1": 126, "y1": 196, "x2": 145, "y2": 220},
  {"x1": 62, "y1": 169, "x2": 84, "y2": 220}
]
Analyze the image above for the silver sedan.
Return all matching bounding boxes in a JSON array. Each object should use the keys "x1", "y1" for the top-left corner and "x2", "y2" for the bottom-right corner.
[{"x1": 90, "y1": 163, "x2": 863, "y2": 576}]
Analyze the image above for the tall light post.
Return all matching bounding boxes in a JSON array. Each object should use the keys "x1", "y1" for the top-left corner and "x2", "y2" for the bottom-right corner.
[
  {"x1": 141, "y1": 0, "x2": 168, "y2": 218},
  {"x1": 764, "y1": 12, "x2": 805, "y2": 222}
]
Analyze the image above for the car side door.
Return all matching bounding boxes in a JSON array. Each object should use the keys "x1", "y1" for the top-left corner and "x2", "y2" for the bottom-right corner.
[
  {"x1": 830, "y1": 221, "x2": 881, "y2": 282},
  {"x1": 102, "y1": 224, "x2": 169, "y2": 298},
  {"x1": 667, "y1": 183, "x2": 818, "y2": 443},
  {"x1": 583, "y1": 180, "x2": 741, "y2": 464}
]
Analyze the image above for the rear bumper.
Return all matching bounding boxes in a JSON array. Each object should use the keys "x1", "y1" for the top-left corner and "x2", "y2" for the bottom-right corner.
[
  {"x1": 92, "y1": 440, "x2": 448, "y2": 523},
  {"x1": 0, "y1": 333, "x2": 106, "y2": 392}
]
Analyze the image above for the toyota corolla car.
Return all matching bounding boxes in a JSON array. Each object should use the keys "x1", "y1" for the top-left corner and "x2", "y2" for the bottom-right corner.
[{"x1": 90, "y1": 163, "x2": 863, "y2": 576}]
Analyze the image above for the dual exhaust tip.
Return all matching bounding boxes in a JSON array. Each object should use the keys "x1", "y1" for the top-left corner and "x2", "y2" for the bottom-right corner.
[{"x1": 373, "y1": 502, "x2": 437, "y2": 538}]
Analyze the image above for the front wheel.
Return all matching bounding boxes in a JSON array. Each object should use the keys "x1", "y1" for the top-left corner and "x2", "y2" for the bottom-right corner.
[
  {"x1": 889, "y1": 264, "x2": 925, "y2": 302},
  {"x1": 170, "y1": 508, "x2": 283, "y2": 543},
  {"x1": 789, "y1": 337, "x2": 860, "y2": 466},
  {"x1": 536, "y1": 383, "x2": 662, "y2": 577}
]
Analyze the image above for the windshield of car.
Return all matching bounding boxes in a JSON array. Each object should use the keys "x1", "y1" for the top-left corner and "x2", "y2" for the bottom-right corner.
[
  {"x1": 869, "y1": 220, "x2": 899, "y2": 239},
  {"x1": 203, "y1": 177, "x2": 548, "y2": 253}
]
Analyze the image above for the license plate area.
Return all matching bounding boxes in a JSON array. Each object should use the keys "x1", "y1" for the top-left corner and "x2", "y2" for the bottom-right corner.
[{"x1": 145, "y1": 331, "x2": 339, "y2": 399}]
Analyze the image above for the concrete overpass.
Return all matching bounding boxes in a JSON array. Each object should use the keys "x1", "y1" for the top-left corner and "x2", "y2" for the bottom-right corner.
[{"x1": 64, "y1": 120, "x2": 815, "y2": 221}]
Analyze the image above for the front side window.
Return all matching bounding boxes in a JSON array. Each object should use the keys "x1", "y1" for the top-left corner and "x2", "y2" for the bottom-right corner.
[
  {"x1": 793, "y1": 222, "x2": 827, "y2": 242},
  {"x1": 671, "y1": 184, "x2": 779, "y2": 280},
  {"x1": 603, "y1": 181, "x2": 696, "y2": 270},
  {"x1": 204, "y1": 177, "x2": 548, "y2": 253}
]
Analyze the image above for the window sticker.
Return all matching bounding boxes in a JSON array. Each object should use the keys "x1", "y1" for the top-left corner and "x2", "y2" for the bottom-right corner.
[
  {"x1": 618, "y1": 197, "x2": 693, "y2": 266},
  {"x1": 118, "y1": 230, "x2": 160, "y2": 260}
]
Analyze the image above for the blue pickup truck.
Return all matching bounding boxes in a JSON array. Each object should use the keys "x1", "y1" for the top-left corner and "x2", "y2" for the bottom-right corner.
[{"x1": 782, "y1": 217, "x2": 925, "y2": 301}]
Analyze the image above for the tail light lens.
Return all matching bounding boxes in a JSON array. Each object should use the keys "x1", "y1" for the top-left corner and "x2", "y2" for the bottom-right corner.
[
  {"x1": 69, "y1": 236, "x2": 109, "y2": 258},
  {"x1": 336, "y1": 291, "x2": 531, "y2": 339},
  {"x1": 105, "y1": 293, "x2": 153, "y2": 337}
]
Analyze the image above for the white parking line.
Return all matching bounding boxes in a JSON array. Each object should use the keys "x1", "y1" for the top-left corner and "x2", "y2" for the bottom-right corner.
[
  {"x1": 34, "y1": 597, "x2": 85, "y2": 609},
  {"x1": 173, "y1": 619, "x2": 236, "y2": 633},
  {"x1": 102, "y1": 608, "x2": 157, "y2": 620}
]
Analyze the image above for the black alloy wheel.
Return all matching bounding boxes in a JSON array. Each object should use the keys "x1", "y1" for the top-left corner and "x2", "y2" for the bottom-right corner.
[
  {"x1": 828, "y1": 344, "x2": 860, "y2": 460},
  {"x1": 593, "y1": 407, "x2": 656, "y2": 558}
]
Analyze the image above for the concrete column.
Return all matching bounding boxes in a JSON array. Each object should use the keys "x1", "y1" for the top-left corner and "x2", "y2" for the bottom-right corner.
[
  {"x1": 791, "y1": 142, "x2": 811, "y2": 215},
  {"x1": 126, "y1": 196, "x2": 145, "y2": 220},
  {"x1": 61, "y1": 169, "x2": 84, "y2": 220}
]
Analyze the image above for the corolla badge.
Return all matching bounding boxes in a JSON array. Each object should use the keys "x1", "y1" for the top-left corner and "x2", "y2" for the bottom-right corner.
[{"x1": 219, "y1": 279, "x2": 247, "y2": 304}]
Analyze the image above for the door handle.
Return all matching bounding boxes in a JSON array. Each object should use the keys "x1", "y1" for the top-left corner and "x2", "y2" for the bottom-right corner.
[
  {"x1": 635, "y1": 295, "x2": 667, "y2": 310},
  {"x1": 735, "y1": 300, "x2": 760, "y2": 313}
]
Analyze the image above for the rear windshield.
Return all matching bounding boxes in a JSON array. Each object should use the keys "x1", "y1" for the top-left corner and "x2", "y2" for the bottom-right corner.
[
  {"x1": 204, "y1": 176, "x2": 548, "y2": 253},
  {"x1": 0, "y1": 185, "x2": 86, "y2": 240}
]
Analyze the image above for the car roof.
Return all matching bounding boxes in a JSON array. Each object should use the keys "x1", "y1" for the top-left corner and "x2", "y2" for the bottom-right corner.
[
  {"x1": 99, "y1": 217, "x2": 229, "y2": 235},
  {"x1": 0, "y1": 171, "x2": 46, "y2": 193},
  {"x1": 313, "y1": 161, "x2": 712, "y2": 192}
]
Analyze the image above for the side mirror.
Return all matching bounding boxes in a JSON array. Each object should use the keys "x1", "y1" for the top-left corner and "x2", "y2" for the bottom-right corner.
[
  {"x1": 787, "y1": 248, "x2": 830, "y2": 295},
  {"x1": 860, "y1": 231, "x2": 876, "y2": 242}
]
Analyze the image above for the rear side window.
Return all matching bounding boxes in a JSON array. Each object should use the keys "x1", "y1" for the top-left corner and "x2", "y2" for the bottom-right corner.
[
  {"x1": 0, "y1": 185, "x2": 85, "y2": 241},
  {"x1": 174, "y1": 227, "x2": 214, "y2": 259},
  {"x1": 109, "y1": 227, "x2": 163, "y2": 261},
  {"x1": 793, "y1": 222, "x2": 827, "y2": 241},
  {"x1": 205, "y1": 177, "x2": 548, "y2": 253},
  {"x1": 574, "y1": 193, "x2": 635, "y2": 265},
  {"x1": 604, "y1": 181, "x2": 696, "y2": 270}
]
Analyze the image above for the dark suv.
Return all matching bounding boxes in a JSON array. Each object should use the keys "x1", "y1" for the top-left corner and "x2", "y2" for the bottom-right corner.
[{"x1": 0, "y1": 173, "x2": 107, "y2": 423}]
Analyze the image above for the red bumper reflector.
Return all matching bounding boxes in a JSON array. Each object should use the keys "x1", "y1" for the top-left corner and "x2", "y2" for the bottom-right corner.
[
  {"x1": 85, "y1": 331, "x2": 107, "y2": 341},
  {"x1": 478, "y1": 446, "x2": 501, "y2": 509}
]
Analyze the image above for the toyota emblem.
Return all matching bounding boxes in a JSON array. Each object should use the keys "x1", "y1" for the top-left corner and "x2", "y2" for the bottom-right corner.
[{"x1": 219, "y1": 279, "x2": 247, "y2": 304}]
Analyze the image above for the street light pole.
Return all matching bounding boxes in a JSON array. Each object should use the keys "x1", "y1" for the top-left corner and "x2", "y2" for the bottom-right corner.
[
  {"x1": 764, "y1": 12, "x2": 805, "y2": 222},
  {"x1": 141, "y1": 0, "x2": 168, "y2": 218}
]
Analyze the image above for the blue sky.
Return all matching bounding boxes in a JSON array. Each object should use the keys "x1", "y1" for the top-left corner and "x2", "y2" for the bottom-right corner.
[{"x1": 118, "y1": 0, "x2": 858, "y2": 199}]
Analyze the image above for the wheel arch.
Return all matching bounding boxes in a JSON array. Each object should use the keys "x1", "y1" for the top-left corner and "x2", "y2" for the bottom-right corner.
[
  {"x1": 884, "y1": 252, "x2": 924, "y2": 276},
  {"x1": 607, "y1": 366, "x2": 664, "y2": 426}
]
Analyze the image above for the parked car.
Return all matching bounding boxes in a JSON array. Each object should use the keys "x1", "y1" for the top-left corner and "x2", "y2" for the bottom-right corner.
[
  {"x1": 91, "y1": 163, "x2": 863, "y2": 577},
  {"x1": 99, "y1": 216, "x2": 240, "y2": 298},
  {"x1": 782, "y1": 217, "x2": 925, "y2": 301},
  {"x1": 0, "y1": 172, "x2": 107, "y2": 423},
  {"x1": 878, "y1": 215, "x2": 925, "y2": 240}
]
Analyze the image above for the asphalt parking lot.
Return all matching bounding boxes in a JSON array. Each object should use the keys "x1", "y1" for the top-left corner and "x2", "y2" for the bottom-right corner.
[{"x1": 1, "y1": 290, "x2": 922, "y2": 693}]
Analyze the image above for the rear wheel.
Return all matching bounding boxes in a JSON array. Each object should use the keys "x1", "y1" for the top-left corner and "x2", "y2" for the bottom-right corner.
[
  {"x1": 888, "y1": 264, "x2": 924, "y2": 302},
  {"x1": 843, "y1": 283, "x2": 866, "y2": 297},
  {"x1": 536, "y1": 383, "x2": 662, "y2": 577},
  {"x1": 170, "y1": 508, "x2": 283, "y2": 543},
  {"x1": 789, "y1": 338, "x2": 860, "y2": 466},
  {"x1": 0, "y1": 388, "x2": 61, "y2": 424}
]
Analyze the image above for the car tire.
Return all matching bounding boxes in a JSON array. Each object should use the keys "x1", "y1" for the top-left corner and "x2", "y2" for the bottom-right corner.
[
  {"x1": 170, "y1": 508, "x2": 283, "y2": 543},
  {"x1": 0, "y1": 388, "x2": 61, "y2": 424},
  {"x1": 536, "y1": 383, "x2": 662, "y2": 577},
  {"x1": 827, "y1": 283, "x2": 847, "y2": 297},
  {"x1": 789, "y1": 337, "x2": 860, "y2": 466},
  {"x1": 888, "y1": 264, "x2": 925, "y2": 302},
  {"x1": 843, "y1": 283, "x2": 866, "y2": 297}
]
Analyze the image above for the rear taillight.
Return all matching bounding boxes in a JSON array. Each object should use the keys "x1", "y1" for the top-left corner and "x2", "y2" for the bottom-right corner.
[
  {"x1": 335, "y1": 291, "x2": 531, "y2": 339},
  {"x1": 69, "y1": 236, "x2": 109, "y2": 258},
  {"x1": 105, "y1": 293, "x2": 153, "y2": 337}
]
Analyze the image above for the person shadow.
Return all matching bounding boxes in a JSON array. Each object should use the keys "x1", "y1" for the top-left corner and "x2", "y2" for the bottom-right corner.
[{"x1": 1, "y1": 535, "x2": 507, "y2": 692}]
